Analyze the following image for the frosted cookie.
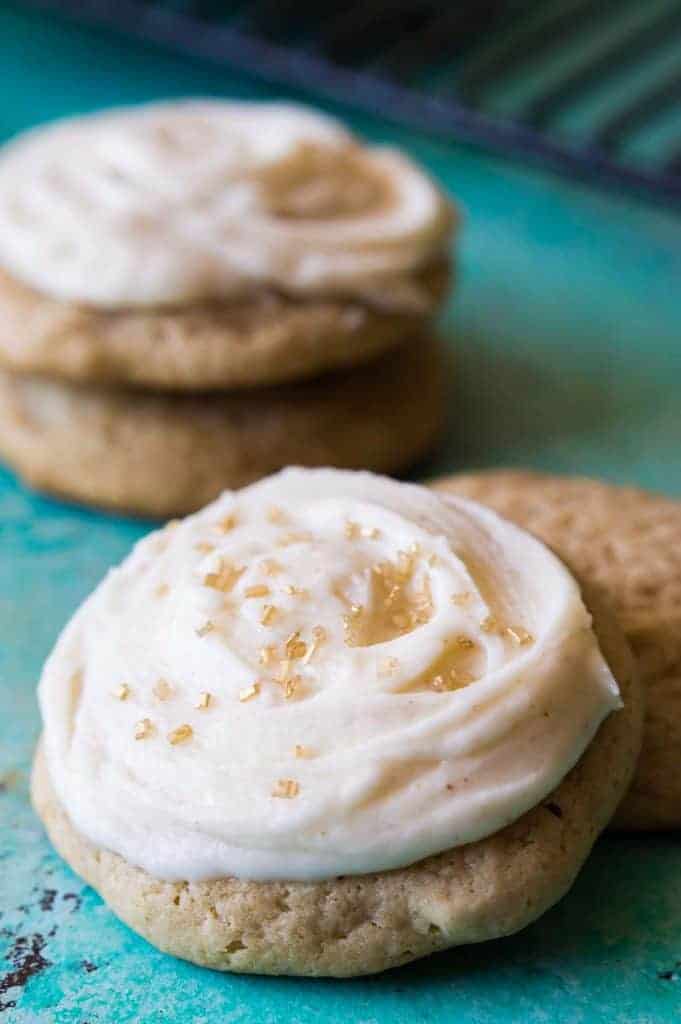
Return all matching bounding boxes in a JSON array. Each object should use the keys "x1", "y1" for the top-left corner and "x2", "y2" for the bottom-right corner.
[
  {"x1": 432, "y1": 469, "x2": 680, "y2": 831},
  {"x1": 0, "y1": 101, "x2": 454, "y2": 389},
  {"x1": 0, "y1": 335, "x2": 444, "y2": 517},
  {"x1": 32, "y1": 469, "x2": 642, "y2": 976}
]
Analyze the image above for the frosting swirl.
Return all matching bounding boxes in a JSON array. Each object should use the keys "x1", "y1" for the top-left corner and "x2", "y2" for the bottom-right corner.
[
  {"x1": 39, "y1": 469, "x2": 621, "y2": 882},
  {"x1": 0, "y1": 101, "x2": 454, "y2": 310}
]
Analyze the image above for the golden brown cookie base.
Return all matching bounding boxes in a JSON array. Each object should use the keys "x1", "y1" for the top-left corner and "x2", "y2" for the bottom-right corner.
[
  {"x1": 0, "y1": 335, "x2": 445, "y2": 518},
  {"x1": 432, "y1": 469, "x2": 680, "y2": 831},
  {"x1": 32, "y1": 590, "x2": 641, "y2": 977},
  {"x1": 0, "y1": 262, "x2": 449, "y2": 391}
]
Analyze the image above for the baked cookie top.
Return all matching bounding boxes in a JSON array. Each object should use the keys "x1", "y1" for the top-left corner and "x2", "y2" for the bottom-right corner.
[
  {"x1": 39, "y1": 469, "x2": 620, "y2": 883},
  {"x1": 0, "y1": 100, "x2": 454, "y2": 311}
]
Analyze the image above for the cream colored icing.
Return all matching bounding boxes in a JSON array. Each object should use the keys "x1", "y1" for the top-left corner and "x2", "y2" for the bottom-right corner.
[
  {"x1": 38, "y1": 468, "x2": 621, "y2": 882},
  {"x1": 0, "y1": 100, "x2": 454, "y2": 310}
]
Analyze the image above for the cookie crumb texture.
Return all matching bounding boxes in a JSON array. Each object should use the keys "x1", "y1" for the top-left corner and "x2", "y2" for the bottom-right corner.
[
  {"x1": 31, "y1": 593, "x2": 641, "y2": 976},
  {"x1": 0, "y1": 336, "x2": 444, "y2": 517},
  {"x1": 434, "y1": 470, "x2": 680, "y2": 831},
  {"x1": 0, "y1": 262, "x2": 449, "y2": 390}
]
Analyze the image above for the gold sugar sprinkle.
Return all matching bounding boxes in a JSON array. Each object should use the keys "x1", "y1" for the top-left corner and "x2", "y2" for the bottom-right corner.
[
  {"x1": 384, "y1": 583, "x2": 401, "y2": 607},
  {"x1": 451, "y1": 669, "x2": 474, "y2": 686},
  {"x1": 260, "y1": 604, "x2": 277, "y2": 626},
  {"x1": 259, "y1": 644, "x2": 277, "y2": 665},
  {"x1": 451, "y1": 592, "x2": 471, "y2": 606},
  {"x1": 194, "y1": 541, "x2": 215, "y2": 554},
  {"x1": 481, "y1": 615, "x2": 500, "y2": 633},
  {"x1": 302, "y1": 626, "x2": 325, "y2": 665},
  {"x1": 195, "y1": 621, "x2": 214, "y2": 638},
  {"x1": 431, "y1": 674, "x2": 464, "y2": 692},
  {"x1": 413, "y1": 587, "x2": 433, "y2": 624},
  {"x1": 239, "y1": 682, "x2": 261, "y2": 702},
  {"x1": 245, "y1": 583, "x2": 270, "y2": 598},
  {"x1": 215, "y1": 513, "x2": 237, "y2": 533},
  {"x1": 155, "y1": 582, "x2": 169, "y2": 598},
  {"x1": 506, "y1": 625, "x2": 534, "y2": 646},
  {"x1": 272, "y1": 778, "x2": 299, "y2": 799},
  {"x1": 195, "y1": 691, "x2": 212, "y2": 710},
  {"x1": 301, "y1": 645, "x2": 316, "y2": 666},
  {"x1": 392, "y1": 613, "x2": 409, "y2": 630},
  {"x1": 134, "y1": 718, "x2": 153, "y2": 740},
  {"x1": 153, "y1": 678, "x2": 173, "y2": 701},
  {"x1": 378, "y1": 657, "x2": 399, "y2": 676},
  {"x1": 277, "y1": 531, "x2": 312, "y2": 547},
  {"x1": 343, "y1": 520, "x2": 380, "y2": 541},
  {"x1": 285, "y1": 631, "x2": 307, "y2": 660},
  {"x1": 455, "y1": 635, "x2": 476, "y2": 650},
  {"x1": 343, "y1": 605, "x2": 363, "y2": 637},
  {"x1": 284, "y1": 584, "x2": 309, "y2": 599},
  {"x1": 204, "y1": 560, "x2": 244, "y2": 593},
  {"x1": 294, "y1": 744, "x2": 311, "y2": 758},
  {"x1": 168, "y1": 723, "x2": 193, "y2": 745},
  {"x1": 397, "y1": 551, "x2": 414, "y2": 578},
  {"x1": 261, "y1": 558, "x2": 282, "y2": 576},
  {"x1": 267, "y1": 506, "x2": 285, "y2": 524},
  {"x1": 277, "y1": 658, "x2": 292, "y2": 683},
  {"x1": 283, "y1": 675, "x2": 301, "y2": 700},
  {"x1": 113, "y1": 683, "x2": 130, "y2": 701}
]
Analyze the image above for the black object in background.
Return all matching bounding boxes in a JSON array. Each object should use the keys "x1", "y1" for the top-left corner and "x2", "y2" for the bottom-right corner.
[{"x1": 14, "y1": 0, "x2": 681, "y2": 206}]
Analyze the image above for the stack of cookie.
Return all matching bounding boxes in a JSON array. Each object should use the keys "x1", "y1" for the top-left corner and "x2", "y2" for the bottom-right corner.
[{"x1": 0, "y1": 100, "x2": 455, "y2": 517}]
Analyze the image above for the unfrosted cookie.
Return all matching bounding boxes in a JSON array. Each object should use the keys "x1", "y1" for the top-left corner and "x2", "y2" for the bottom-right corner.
[
  {"x1": 0, "y1": 336, "x2": 444, "y2": 517},
  {"x1": 32, "y1": 469, "x2": 642, "y2": 976},
  {"x1": 0, "y1": 101, "x2": 454, "y2": 390},
  {"x1": 432, "y1": 469, "x2": 681, "y2": 831}
]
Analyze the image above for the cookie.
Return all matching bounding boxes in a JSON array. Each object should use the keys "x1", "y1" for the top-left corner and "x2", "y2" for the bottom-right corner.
[
  {"x1": 0, "y1": 262, "x2": 449, "y2": 391},
  {"x1": 32, "y1": 590, "x2": 641, "y2": 977},
  {"x1": 0, "y1": 101, "x2": 454, "y2": 390},
  {"x1": 32, "y1": 469, "x2": 642, "y2": 976},
  {"x1": 0, "y1": 336, "x2": 445, "y2": 517},
  {"x1": 432, "y1": 469, "x2": 680, "y2": 831}
]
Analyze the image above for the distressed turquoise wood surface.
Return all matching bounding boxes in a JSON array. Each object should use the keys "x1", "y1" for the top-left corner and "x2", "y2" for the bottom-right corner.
[{"x1": 1, "y1": 7, "x2": 680, "y2": 1021}]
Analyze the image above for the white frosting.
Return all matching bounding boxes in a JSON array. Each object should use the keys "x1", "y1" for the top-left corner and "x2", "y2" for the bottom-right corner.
[
  {"x1": 39, "y1": 469, "x2": 621, "y2": 882},
  {"x1": 0, "y1": 101, "x2": 454, "y2": 310}
]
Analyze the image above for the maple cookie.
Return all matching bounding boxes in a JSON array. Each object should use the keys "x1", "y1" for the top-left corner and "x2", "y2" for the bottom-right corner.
[
  {"x1": 0, "y1": 335, "x2": 444, "y2": 518},
  {"x1": 33, "y1": 469, "x2": 642, "y2": 976},
  {"x1": 432, "y1": 469, "x2": 681, "y2": 831},
  {"x1": 0, "y1": 101, "x2": 454, "y2": 390}
]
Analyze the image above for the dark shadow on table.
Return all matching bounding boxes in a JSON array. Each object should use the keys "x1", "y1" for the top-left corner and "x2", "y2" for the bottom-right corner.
[{"x1": 360, "y1": 835, "x2": 681, "y2": 990}]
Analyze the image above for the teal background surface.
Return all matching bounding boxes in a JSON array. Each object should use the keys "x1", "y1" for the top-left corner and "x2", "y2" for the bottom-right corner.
[{"x1": 0, "y1": 7, "x2": 680, "y2": 1021}]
